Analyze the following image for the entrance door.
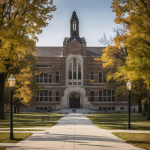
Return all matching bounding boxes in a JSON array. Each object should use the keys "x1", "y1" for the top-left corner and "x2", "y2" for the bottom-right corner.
[{"x1": 69, "y1": 93, "x2": 80, "y2": 108}]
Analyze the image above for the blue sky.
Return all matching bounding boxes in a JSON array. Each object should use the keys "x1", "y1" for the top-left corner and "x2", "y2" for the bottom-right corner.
[{"x1": 36, "y1": 0, "x2": 119, "y2": 47}]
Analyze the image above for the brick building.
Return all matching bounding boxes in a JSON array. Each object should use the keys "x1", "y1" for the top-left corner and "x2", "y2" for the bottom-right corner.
[{"x1": 22, "y1": 11, "x2": 138, "y2": 112}]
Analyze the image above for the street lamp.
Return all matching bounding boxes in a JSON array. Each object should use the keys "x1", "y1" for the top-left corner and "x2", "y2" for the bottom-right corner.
[
  {"x1": 8, "y1": 74, "x2": 16, "y2": 140},
  {"x1": 126, "y1": 80, "x2": 131, "y2": 130}
]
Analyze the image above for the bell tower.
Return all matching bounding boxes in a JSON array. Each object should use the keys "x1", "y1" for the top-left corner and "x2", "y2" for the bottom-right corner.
[{"x1": 70, "y1": 11, "x2": 79, "y2": 37}]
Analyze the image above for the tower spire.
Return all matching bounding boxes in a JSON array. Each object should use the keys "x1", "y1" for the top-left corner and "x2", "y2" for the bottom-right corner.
[{"x1": 70, "y1": 11, "x2": 79, "y2": 37}]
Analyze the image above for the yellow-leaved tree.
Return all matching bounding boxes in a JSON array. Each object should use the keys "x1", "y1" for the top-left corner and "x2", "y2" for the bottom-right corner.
[
  {"x1": 0, "y1": 0, "x2": 56, "y2": 119},
  {"x1": 108, "y1": 0, "x2": 150, "y2": 120}
]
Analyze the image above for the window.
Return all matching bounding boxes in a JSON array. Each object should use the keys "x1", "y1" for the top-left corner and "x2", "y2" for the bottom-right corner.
[
  {"x1": 40, "y1": 107, "x2": 43, "y2": 110},
  {"x1": 99, "y1": 91, "x2": 102, "y2": 101},
  {"x1": 112, "y1": 107, "x2": 115, "y2": 111},
  {"x1": 73, "y1": 59, "x2": 77, "y2": 79},
  {"x1": 91, "y1": 91, "x2": 94, "y2": 101},
  {"x1": 40, "y1": 73, "x2": 43, "y2": 83},
  {"x1": 40, "y1": 90, "x2": 43, "y2": 101},
  {"x1": 120, "y1": 107, "x2": 124, "y2": 110},
  {"x1": 99, "y1": 89, "x2": 115, "y2": 102},
  {"x1": 44, "y1": 107, "x2": 47, "y2": 111},
  {"x1": 103, "y1": 89, "x2": 107, "y2": 101},
  {"x1": 35, "y1": 64, "x2": 52, "y2": 68},
  {"x1": 56, "y1": 91, "x2": 59, "y2": 101},
  {"x1": 99, "y1": 72, "x2": 102, "y2": 83},
  {"x1": 112, "y1": 90, "x2": 115, "y2": 101},
  {"x1": 36, "y1": 73, "x2": 52, "y2": 83},
  {"x1": 73, "y1": 21, "x2": 76, "y2": 31},
  {"x1": 36, "y1": 90, "x2": 52, "y2": 102},
  {"x1": 35, "y1": 75, "x2": 39, "y2": 83},
  {"x1": 44, "y1": 73, "x2": 48, "y2": 83},
  {"x1": 99, "y1": 107, "x2": 102, "y2": 111},
  {"x1": 68, "y1": 59, "x2": 82, "y2": 85},
  {"x1": 44, "y1": 90, "x2": 48, "y2": 101},
  {"x1": 69, "y1": 63, "x2": 72, "y2": 79},
  {"x1": 91, "y1": 71, "x2": 94, "y2": 80},
  {"x1": 49, "y1": 91, "x2": 52, "y2": 101},
  {"x1": 56, "y1": 72, "x2": 59, "y2": 83},
  {"x1": 108, "y1": 90, "x2": 111, "y2": 101},
  {"x1": 35, "y1": 107, "x2": 39, "y2": 110},
  {"x1": 78, "y1": 63, "x2": 81, "y2": 79},
  {"x1": 99, "y1": 72, "x2": 107, "y2": 83}
]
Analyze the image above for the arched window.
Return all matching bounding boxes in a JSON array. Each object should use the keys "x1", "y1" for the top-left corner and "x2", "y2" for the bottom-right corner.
[
  {"x1": 73, "y1": 59, "x2": 77, "y2": 79},
  {"x1": 78, "y1": 63, "x2": 81, "y2": 79},
  {"x1": 69, "y1": 63, "x2": 72, "y2": 79},
  {"x1": 73, "y1": 21, "x2": 76, "y2": 31},
  {"x1": 68, "y1": 59, "x2": 82, "y2": 85}
]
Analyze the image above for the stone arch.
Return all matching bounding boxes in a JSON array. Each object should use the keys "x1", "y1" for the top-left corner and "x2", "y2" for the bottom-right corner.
[{"x1": 66, "y1": 54, "x2": 83, "y2": 86}]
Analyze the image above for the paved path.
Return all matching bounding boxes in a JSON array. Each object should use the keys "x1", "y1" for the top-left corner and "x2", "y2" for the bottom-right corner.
[{"x1": 1, "y1": 113, "x2": 146, "y2": 150}]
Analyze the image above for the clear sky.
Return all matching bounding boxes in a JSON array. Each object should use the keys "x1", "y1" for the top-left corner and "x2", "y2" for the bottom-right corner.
[{"x1": 36, "y1": 0, "x2": 119, "y2": 47}]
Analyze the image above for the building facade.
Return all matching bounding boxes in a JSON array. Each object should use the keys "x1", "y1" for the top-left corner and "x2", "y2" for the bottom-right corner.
[{"x1": 22, "y1": 11, "x2": 138, "y2": 112}]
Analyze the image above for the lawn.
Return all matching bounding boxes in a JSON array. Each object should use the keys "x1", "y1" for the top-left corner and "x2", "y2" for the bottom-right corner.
[
  {"x1": 0, "y1": 132, "x2": 32, "y2": 143},
  {"x1": 0, "y1": 112, "x2": 64, "y2": 122},
  {"x1": 112, "y1": 132, "x2": 150, "y2": 150},
  {"x1": 0, "y1": 147, "x2": 6, "y2": 150},
  {"x1": 0, "y1": 122, "x2": 58, "y2": 128},
  {"x1": 94, "y1": 123, "x2": 150, "y2": 130},
  {"x1": 86, "y1": 113, "x2": 150, "y2": 123},
  {"x1": 0, "y1": 129, "x2": 44, "y2": 131},
  {"x1": 87, "y1": 113, "x2": 150, "y2": 130},
  {"x1": 0, "y1": 112, "x2": 63, "y2": 128}
]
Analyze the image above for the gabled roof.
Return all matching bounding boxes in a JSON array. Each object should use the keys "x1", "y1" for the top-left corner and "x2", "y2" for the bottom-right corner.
[{"x1": 67, "y1": 36, "x2": 83, "y2": 45}]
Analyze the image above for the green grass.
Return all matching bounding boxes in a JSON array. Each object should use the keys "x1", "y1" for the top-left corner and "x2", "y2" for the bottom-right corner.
[
  {"x1": 0, "y1": 129, "x2": 44, "y2": 131},
  {"x1": 86, "y1": 113, "x2": 150, "y2": 124},
  {"x1": 94, "y1": 123, "x2": 150, "y2": 130},
  {"x1": 87, "y1": 113, "x2": 150, "y2": 130},
  {"x1": 0, "y1": 112, "x2": 64, "y2": 122},
  {"x1": 0, "y1": 132, "x2": 32, "y2": 143},
  {"x1": 112, "y1": 132, "x2": 150, "y2": 150},
  {"x1": 0, "y1": 112, "x2": 63, "y2": 128},
  {"x1": 0, "y1": 147, "x2": 6, "y2": 150},
  {"x1": 0, "y1": 122, "x2": 58, "y2": 128}
]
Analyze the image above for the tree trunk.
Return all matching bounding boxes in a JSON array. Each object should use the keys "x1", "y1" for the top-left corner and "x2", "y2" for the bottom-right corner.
[
  {"x1": 0, "y1": 73, "x2": 7, "y2": 120},
  {"x1": 138, "y1": 100, "x2": 142, "y2": 113},
  {"x1": 147, "y1": 101, "x2": 150, "y2": 120}
]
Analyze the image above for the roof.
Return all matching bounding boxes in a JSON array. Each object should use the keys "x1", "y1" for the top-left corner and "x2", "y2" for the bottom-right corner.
[
  {"x1": 34, "y1": 46, "x2": 105, "y2": 57},
  {"x1": 67, "y1": 36, "x2": 83, "y2": 45},
  {"x1": 87, "y1": 47, "x2": 105, "y2": 56},
  {"x1": 34, "y1": 47, "x2": 62, "y2": 57},
  {"x1": 71, "y1": 11, "x2": 78, "y2": 19}
]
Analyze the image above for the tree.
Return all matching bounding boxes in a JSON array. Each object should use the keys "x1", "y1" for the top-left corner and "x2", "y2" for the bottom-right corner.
[
  {"x1": 111, "y1": 0, "x2": 150, "y2": 120},
  {"x1": 0, "y1": 0, "x2": 56, "y2": 119},
  {"x1": 98, "y1": 29, "x2": 148, "y2": 113}
]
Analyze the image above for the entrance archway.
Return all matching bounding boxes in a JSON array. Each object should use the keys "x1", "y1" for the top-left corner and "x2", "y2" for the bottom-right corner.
[{"x1": 69, "y1": 93, "x2": 80, "y2": 108}]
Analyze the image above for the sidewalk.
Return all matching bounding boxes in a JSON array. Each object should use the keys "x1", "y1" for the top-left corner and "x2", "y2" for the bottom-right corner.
[{"x1": 0, "y1": 113, "x2": 146, "y2": 150}]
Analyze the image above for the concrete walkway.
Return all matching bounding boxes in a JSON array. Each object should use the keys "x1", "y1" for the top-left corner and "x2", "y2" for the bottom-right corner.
[{"x1": 1, "y1": 113, "x2": 146, "y2": 150}]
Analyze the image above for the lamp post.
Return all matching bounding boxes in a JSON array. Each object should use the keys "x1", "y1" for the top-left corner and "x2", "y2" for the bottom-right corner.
[
  {"x1": 126, "y1": 80, "x2": 131, "y2": 130},
  {"x1": 8, "y1": 74, "x2": 16, "y2": 140}
]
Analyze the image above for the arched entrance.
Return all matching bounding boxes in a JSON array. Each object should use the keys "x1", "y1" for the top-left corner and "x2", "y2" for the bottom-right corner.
[{"x1": 69, "y1": 92, "x2": 80, "y2": 108}]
